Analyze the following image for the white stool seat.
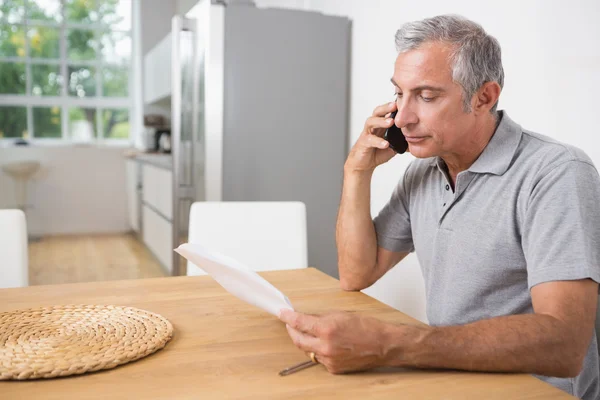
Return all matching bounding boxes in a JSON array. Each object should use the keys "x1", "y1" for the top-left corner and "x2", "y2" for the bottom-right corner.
[
  {"x1": 2, "y1": 161, "x2": 40, "y2": 213},
  {"x1": 2, "y1": 161, "x2": 40, "y2": 180}
]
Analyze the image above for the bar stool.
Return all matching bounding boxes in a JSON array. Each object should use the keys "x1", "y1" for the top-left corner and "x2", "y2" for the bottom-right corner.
[{"x1": 2, "y1": 161, "x2": 40, "y2": 239}]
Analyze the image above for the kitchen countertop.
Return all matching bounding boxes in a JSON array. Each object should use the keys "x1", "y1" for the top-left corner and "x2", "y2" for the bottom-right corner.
[{"x1": 123, "y1": 150, "x2": 172, "y2": 170}]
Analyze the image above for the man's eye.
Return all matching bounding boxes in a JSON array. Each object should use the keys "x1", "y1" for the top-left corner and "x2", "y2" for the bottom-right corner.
[
  {"x1": 394, "y1": 92, "x2": 402, "y2": 98},
  {"x1": 420, "y1": 95, "x2": 434, "y2": 102}
]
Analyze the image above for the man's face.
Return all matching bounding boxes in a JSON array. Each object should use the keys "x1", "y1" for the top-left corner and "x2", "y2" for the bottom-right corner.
[{"x1": 391, "y1": 41, "x2": 477, "y2": 159}]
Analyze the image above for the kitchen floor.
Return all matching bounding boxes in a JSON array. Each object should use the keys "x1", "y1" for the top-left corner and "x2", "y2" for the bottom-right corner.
[{"x1": 28, "y1": 233, "x2": 167, "y2": 286}]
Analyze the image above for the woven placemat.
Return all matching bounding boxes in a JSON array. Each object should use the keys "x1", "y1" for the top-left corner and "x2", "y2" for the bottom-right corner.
[{"x1": 0, "y1": 305, "x2": 173, "y2": 380}]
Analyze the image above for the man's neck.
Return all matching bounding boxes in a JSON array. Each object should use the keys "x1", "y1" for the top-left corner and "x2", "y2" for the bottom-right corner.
[{"x1": 442, "y1": 113, "x2": 499, "y2": 187}]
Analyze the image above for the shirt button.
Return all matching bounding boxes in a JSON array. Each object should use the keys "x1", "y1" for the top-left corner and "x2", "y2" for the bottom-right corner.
[
  {"x1": 445, "y1": 184, "x2": 450, "y2": 191},
  {"x1": 443, "y1": 203, "x2": 446, "y2": 206}
]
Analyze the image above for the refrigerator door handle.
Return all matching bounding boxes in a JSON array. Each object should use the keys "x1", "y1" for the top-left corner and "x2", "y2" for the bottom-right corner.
[{"x1": 171, "y1": 15, "x2": 184, "y2": 276}]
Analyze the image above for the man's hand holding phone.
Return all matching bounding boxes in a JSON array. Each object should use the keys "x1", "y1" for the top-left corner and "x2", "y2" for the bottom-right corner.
[{"x1": 344, "y1": 101, "x2": 404, "y2": 174}]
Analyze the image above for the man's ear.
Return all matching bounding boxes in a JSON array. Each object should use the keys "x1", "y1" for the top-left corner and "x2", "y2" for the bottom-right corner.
[{"x1": 473, "y1": 81, "x2": 501, "y2": 114}]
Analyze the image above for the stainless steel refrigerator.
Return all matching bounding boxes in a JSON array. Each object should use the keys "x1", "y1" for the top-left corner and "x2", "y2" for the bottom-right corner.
[{"x1": 170, "y1": 1, "x2": 351, "y2": 278}]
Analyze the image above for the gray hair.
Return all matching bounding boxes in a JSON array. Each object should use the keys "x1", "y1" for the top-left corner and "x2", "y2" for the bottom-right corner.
[{"x1": 395, "y1": 14, "x2": 504, "y2": 113}]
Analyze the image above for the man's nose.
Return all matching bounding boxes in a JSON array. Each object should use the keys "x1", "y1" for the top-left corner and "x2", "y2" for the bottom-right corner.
[{"x1": 395, "y1": 101, "x2": 418, "y2": 128}]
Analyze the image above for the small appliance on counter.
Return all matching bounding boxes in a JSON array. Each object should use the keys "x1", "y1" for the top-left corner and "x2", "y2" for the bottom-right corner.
[
  {"x1": 156, "y1": 129, "x2": 171, "y2": 153},
  {"x1": 141, "y1": 114, "x2": 170, "y2": 152}
]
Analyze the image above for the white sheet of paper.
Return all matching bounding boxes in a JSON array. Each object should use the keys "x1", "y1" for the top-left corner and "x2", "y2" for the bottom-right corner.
[{"x1": 174, "y1": 243, "x2": 294, "y2": 316}]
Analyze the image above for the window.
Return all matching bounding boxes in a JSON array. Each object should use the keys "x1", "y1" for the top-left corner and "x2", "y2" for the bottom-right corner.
[{"x1": 0, "y1": 0, "x2": 132, "y2": 142}]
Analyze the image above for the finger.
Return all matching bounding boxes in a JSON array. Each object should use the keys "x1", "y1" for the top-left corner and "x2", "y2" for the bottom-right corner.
[
  {"x1": 279, "y1": 310, "x2": 322, "y2": 336},
  {"x1": 286, "y1": 325, "x2": 324, "y2": 354},
  {"x1": 278, "y1": 308, "x2": 294, "y2": 321},
  {"x1": 366, "y1": 115, "x2": 395, "y2": 131},
  {"x1": 361, "y1": 115, "x2": 394, "y2": 140},
  {"x1": 367, "y1": 135, "x2": 390, "y2": 149},
  {"x1": 372, "y1": 101, "x2": 397, "y2": 117}
]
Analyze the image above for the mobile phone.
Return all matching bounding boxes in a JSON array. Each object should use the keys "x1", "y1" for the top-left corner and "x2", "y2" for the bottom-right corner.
[{"x1": 383, "y1": 111, "x2": 408, "y2": 154}]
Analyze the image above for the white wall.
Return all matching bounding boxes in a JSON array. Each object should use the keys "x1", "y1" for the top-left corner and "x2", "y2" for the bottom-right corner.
[
  {"x1": 0, "y1": 147, "x2": 129, "y2": 236},
  {"x1": 253, "y1": 0, "x2": 600, "y2": 323}
]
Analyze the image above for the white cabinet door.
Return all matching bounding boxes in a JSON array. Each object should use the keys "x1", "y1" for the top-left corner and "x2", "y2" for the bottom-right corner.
[
  {"x1": 142, "y1": 164, "x2": 172, "y2": 220},
  {"x1": 125, "y1": 160, "x2": 139, "y2": 232},
  {"x1": 141, "y1": 163, "x2": 173, "y2": 274},
  {"x1": 142, "y1": 205, "x2": 173, "y2": 274},
  {"x1": 143, "y1": 32, "x2": 172, "y2": 105}
]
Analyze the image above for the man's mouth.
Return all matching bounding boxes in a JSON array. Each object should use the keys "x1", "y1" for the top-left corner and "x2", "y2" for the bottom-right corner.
[{"x1": 404, "y1": 136, "x2": 427, "y2": 143}]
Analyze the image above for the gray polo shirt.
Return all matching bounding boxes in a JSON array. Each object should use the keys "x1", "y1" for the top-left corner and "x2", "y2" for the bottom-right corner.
[{"x1": 373, "y1": 111, "x2": 600, "y2": 399}]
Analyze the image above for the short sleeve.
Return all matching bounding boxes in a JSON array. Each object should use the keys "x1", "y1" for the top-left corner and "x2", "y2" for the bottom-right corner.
[
  {"x1": 523, "y1": 160, "x2": 600, "y2": 289},
  {"x1": 372, "y1": 163, "x2": 415, "y2": 253}
]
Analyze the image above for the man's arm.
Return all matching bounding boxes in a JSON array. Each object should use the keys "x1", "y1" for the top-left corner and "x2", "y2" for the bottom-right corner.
[
  {"x1": 336, "y1": 169, "x2": 408, "y2": 291},
  {"x1": 385, "y1": 279, "x2": 597, "y2": 377},
  {"x1": 337, "y1": 100, "x2": 409, "y2": 291},
  {"x1": 280, "y1": 279, "x2": 597, "y2": 377}
]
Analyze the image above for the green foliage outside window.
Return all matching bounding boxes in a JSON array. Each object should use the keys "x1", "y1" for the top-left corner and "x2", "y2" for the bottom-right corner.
[{"x1": 0, "y1": 0, "x2": 131, "y2": 140}]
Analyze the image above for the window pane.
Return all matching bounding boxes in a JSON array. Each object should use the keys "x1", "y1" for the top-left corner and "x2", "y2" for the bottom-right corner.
[
  {"x1": 101, "y1": 65, "x2": 127, "y2": 97},
  {"x1": 0, "y1": 0, "x2": 25, "y2": 24},
  {"x1": 98, "y1": 0, "x2": 130, "y2": 31},
  {"x1": 68, "y1": 65, "x2": 96, "y2": 97},
  {"x1": 31, "y1": 63, "x2": 62, "y2": 95},
  {"x1": 69, "y1": 107, "x2": 96, "y2": 140},
  {"x1": 0, "y1": 24, "x2": 26, "y2": 57},
  {"x1": 0, "y1": 106, "x2": 27, "y2": 138},
  {"x1": 67, "y1": 29, "x2": 98, "y2": 61},
  {"x1": 0, "y1": 62, "x2": 26, "y2": 94},
  {"x1": 65, "y1": 0, "x2": 96, "y2": 23},
  {"x1": 102, "y1": 108, "x2": 128, "y2": 139},
  {"x1": 100, "y1": 30, "x2": 129, "y2": 65},
  {"x1": 28, "y1": 26, "x2": 59, "y2": 58},
  {"x1": 27, "y1": 0, "x2": 62, "y2": 23},
  {"x1": 32, "y1": 106, "x2": 61, "y2": 138}
]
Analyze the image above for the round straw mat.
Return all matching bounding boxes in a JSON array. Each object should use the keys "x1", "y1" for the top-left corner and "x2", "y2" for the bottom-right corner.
[{"x1": 0, "y1": 305, "x2": 173, "y2": 380}]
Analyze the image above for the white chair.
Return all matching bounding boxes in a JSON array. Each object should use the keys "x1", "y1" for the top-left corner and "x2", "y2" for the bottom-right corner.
[
  {"x1": 361, "y1": 254, "x2": 429, "y2": 323},
  {"x1": 186, "y1": 202, "x2": 308, "y2": 275},
  {"x1": 0, "y1": 209, "x2": 29, "y2": 288}
]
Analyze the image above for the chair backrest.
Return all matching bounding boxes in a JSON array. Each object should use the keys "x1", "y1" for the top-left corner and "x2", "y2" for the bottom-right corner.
[
  {"x1": 186, "y1": 202, "x2": 308, "y2": 275},
  {"x1": 596, "y1": 297, "x2": 600, "y2": 355},
  {"x1": 0, "y1": 209, "x2": 29, "y2": 288}
]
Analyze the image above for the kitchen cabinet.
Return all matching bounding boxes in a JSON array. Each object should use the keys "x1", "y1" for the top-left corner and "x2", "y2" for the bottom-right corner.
[
  {"x1": 141, "y1": 163, "x2": 172, "y2": 220},
  {"x1": 141, "y1": 162, "x2": 173, "y2": 274},
  {"x1": 124, "y1": 154, "x2": 174, "y2": 274},
  {"x1": 125, "y1": 159, "x2": 140, "y2": 233},
  {"x1": 142, "y1": 204, "x2": 173, "y2": 274},
  {"x1": 143, "y1": 32, "x2": 172, "y2": 105}
]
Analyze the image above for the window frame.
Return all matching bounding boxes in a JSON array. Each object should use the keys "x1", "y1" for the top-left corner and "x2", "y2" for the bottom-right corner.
[{"x1": 0, "y1": 0, "x2": 133, "y2": 144}]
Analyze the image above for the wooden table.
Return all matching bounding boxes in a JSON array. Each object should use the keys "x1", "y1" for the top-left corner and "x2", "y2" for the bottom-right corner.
[{"x1": 0, "y1": 268, "x2": 573, "y2": 399}]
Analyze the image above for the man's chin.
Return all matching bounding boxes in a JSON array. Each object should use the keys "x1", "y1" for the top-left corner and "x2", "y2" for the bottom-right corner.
[{"x1": 407, "y1": 144, "x2": 435, "y2": 159}]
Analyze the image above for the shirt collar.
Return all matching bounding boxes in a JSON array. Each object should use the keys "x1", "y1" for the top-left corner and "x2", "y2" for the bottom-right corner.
[{"x1": 428, "y1": 110, "x2": 523, "y2": 176}]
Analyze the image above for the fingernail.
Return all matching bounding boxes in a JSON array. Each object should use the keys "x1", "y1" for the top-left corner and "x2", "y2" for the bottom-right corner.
[
  {"x1": 389, "y1": 102, "x2": 395, "y2": 107},
  {"x1": 386, "y1": 118, "x2": 393, "y2": 124},
  {"x1": 381, "y1": 141, "x2": 389, "y2": 148}
]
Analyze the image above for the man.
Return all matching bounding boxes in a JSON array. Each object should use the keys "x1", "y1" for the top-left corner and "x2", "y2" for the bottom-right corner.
[{"x1": 278, "y1": 14, "x2": 600, "y2": 399}]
